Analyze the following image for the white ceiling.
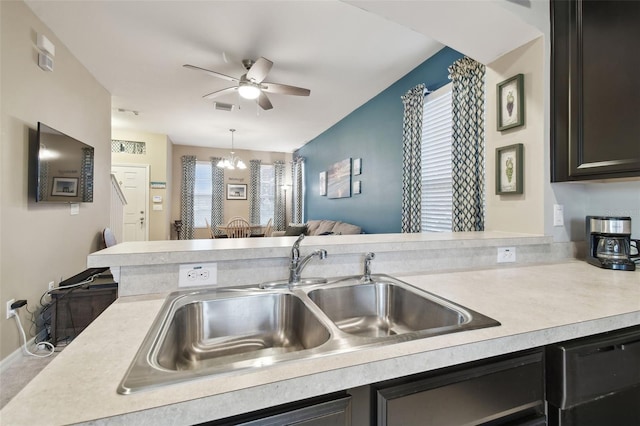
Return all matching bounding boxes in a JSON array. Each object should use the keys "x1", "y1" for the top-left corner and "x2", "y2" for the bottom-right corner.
[{"x1": 25, "y1": 1, "x2": 541, "y2": 153}]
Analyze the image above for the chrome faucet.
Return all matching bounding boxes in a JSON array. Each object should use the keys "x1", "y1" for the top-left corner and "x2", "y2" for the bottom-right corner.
[
  {"x1": 363, "y1": 252, "x2": 375, "y2": 282},
  {"x1": 289, "y1": 234, "x2": 327, "y2": 286}
]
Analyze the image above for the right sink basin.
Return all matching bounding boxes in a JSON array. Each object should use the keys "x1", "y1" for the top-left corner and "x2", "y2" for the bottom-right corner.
[
  {"x1": 307, "y1": 276, "x2": 498, "y2": 338},
  {"x1": 308, "y1": 282, "x2": 467, "y2": 337}
]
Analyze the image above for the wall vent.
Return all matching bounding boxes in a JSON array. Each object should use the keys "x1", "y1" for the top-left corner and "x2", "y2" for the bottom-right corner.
[{"x1": 214, "y1": 102, "x2": 234, "y2": 112}]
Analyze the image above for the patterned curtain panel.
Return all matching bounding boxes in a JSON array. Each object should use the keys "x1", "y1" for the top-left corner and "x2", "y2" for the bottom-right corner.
[
  {"x1": 38, "y1": 158, "x2": 49, "y2": 201},
  {"x1": 274, "y1": 161, "x2": 286, "y2": 231},
  {"x1": 449, "y1": 57, "x2": 486, "y2": 232},
  {"x1": 180, "y1": 155, "x2": 197, "y2": 239},
  {"x1": 291, "y1": 157, "x2": 305, "y2": 224},
  {"x1": 401, "y1": 84, "x2": 425, "y2": 233},
  {"x1": 210, "y1": 157, "x2": 225, "y2": 236},
  {"x1": 81, "y1": 147, "x2": 94, "y2": 202},
  {"x1": 248, "y1": 160, "x2": 262, "y2": 225}
]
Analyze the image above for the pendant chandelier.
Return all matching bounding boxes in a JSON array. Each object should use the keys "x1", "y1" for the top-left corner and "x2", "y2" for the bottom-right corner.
[{"x1": 217, "y1": 128, "x2": 246, "y2": 170}]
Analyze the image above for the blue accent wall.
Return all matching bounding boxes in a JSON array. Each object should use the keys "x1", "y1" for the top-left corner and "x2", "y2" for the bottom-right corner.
[{"x1": 296, "y1": 47, "x2": 463, "y2": 234}]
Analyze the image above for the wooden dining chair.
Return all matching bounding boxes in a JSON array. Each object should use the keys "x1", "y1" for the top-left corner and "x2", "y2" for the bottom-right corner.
[
  {"x1": 204, "y1": 218, "x2": 215, "y2": 238},
  {"x1": 226, "y1": 217, "x2": 252, "y2": 238},
  {"x1": 263, "y1": 218, "x2": 273, "y2": 237}
]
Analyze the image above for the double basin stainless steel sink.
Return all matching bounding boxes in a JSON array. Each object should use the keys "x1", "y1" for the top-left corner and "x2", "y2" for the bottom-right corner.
[{"x1": 118, "y1": 275, "x2": 500, "y2": 394}]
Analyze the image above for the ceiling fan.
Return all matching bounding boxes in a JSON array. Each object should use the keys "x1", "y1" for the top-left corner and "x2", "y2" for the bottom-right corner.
[{"x1": 184, "y1": 57, "x2": 310, "y2": 110}]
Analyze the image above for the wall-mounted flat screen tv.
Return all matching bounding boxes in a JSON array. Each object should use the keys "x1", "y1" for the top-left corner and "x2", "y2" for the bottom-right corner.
[{"x1": 31, "y1": 122, "x2": 94, "y2": 203}]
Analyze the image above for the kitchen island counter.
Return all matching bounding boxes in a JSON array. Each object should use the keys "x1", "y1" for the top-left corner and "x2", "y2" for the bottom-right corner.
[{"x1": 1, "y1": 261, "x2": 639, "y2": 425}]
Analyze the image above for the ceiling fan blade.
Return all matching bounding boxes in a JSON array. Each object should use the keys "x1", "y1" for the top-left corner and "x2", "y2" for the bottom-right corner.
[
  {"x1": 183, "y1": 64, "x2": 239, "y2": 83},
  {"x1": 202, "y1": 86, "x2": 238, "y2": 100},
  {"x1": 246, "y1": 57, "x2": 273, "y2": 84},
  {"x1": 257, "y1": 92, "x2": 273, "y2": 110},
  {"x1": 261, "y1": 82, "x2": 310, "y2": 96}
]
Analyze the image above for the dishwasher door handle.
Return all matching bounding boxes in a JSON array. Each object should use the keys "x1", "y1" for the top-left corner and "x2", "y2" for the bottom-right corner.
[{"x1": 620, "y1": 339, "x2": 640, "y2": 350}]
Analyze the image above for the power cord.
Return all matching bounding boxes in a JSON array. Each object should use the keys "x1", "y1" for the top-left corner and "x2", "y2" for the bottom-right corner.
[
  {"x1": 40, "y1": 273, "x2": 99, "y2": 306},
  {"x1": 11, "y1": 301, "x2": 54, "y2": 358}
]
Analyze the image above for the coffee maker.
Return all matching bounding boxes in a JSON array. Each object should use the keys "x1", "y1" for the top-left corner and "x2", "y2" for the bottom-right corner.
[{"x1": 586, "y1": 216, "x2": 638, "y2": 271}]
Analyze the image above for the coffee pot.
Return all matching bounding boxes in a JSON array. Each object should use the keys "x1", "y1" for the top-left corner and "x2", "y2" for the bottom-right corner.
[{"x1": 586, "y1": 216, "x2": 638, "y2": 271}]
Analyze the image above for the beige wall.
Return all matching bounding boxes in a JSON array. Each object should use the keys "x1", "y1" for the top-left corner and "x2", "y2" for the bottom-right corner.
[
  {"x1": 1, "y1": 2, "x2": 111, "y2": 360},
  {"x1": 171, "y1": 145, "x2": 291, "y2": 239},
  {"x1": 111, "y1": 129, "x2": 173, "y2": 240},
  {"x1": 485, "y1": 37, "x2": 545, "y2": 234}
]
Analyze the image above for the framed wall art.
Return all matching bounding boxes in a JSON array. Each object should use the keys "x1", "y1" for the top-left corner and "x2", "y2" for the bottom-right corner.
[
  {"x1": 226, "y1": 183, "x2": 247, "y2": 200},
  {"x1": 497, "y1": 74, "x2": 524, "y2": 131},
  {"x1": 319, "y1": 171, "x2": 327, "y2": 196},
  {"x1": 496, "y1": 143, "x2": 523, "y2": 195},
  {"x1": 353, "y1": 180, "x2": 361, "y2": 194},
  {"x1": 327, "y1": 158, "x2": 352, "y2": 199},
  {"x1": 51, "y1": 177, "x2": 78, "y2": 196},
  {"x1": 353, "y1": 158, "x2": 361, "y2": 175}
]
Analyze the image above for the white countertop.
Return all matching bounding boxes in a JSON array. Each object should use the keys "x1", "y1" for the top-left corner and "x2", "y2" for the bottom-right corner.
[
  {"x1": 87, "y1": 231, "x2": 551, "y2": 267},
  {"x1": 1, "y1": 261, "x2": 639, "y2": 425}
]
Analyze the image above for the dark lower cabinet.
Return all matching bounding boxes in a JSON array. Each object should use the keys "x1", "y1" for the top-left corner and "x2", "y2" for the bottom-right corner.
[
  {"x1": 551, "y1": 0, "x2": 640, "y2": 181},
  {"x1": 547, "y1": 386, "x2": 640, "y2": 426},
  {"x1": 202, "y1": 393, "x2": 351, "y2": 426},
  {"x1": 203, "y1": 351, "x2": 545, "y2": 426},
  {"x1": 546, "y1": 325, "x2": 640, "y2": 426},
  {"x1": 50, "y1": 283, "x2": 117, "y2": 344},
  {"x1": 372, "y1": 350, "x2": 545, "y2": 426},
  {"x1": 203, "y1": 326, "x2": 640, "y2": 425}
]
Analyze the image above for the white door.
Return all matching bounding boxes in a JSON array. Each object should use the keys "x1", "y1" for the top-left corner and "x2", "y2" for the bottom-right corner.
[{"x1": 112, "y1": 165, "x2": 149, "y2": 242}]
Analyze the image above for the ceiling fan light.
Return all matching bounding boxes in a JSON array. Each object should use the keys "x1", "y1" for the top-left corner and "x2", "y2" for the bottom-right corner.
[{"x1": 238, "y1": 84, "x2": 261, "y2": 100}]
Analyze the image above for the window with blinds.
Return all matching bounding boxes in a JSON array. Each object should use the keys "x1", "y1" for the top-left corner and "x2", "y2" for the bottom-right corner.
[
  {"x1": 194, "y1": 162, "x2": 212, "y2": 228},
  {"x1": 421, "y1": 84, "x2": 453, "y2": 232},
  {"x1": 193, "y1": 162, "x2": 276, "y2": 228},
  {"x1": 260, "y1": 164, "x2": 275, "y2": 224}
]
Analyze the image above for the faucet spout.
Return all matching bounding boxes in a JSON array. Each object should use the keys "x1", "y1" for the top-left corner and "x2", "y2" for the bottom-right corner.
[
  {"x1": 288, "y1": 236, "x2": 327, "y2": 286},
  {"x1": 290, "y1": 234, "x2": 304, "y2": 263}
]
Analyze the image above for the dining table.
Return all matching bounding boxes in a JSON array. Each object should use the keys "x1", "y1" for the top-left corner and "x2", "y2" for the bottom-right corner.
[{"x1": 214, "y1": 224, "x2": 265, "y2": 238}]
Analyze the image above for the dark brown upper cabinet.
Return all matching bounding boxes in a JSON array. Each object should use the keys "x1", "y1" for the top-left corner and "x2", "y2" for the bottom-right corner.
[{"x1": 551, "y1": 0, "x2": 640, "y2": 182}]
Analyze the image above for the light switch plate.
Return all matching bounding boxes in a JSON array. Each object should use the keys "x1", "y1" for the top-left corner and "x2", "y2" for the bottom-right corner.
[
  {"x1": 553, "y1": 204, "x2": 564, "y2": 227},
  {"x1": 178, "y1": 263, "x2": 217, "y2": 287}
]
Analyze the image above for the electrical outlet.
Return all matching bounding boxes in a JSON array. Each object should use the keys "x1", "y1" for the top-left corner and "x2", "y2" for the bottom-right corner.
[
  {"x1": 6, "y1": 299, "x2": 16, "y2": 319},
  {"x1": 179, "y1": 263, "x2": 217, "y2": 287},
  {"x1": 497, "y1": 247, "x2": 517, "y2": 263},
  {"x1": 48, "y1": 281, "x2": 55, "y2": 291}
]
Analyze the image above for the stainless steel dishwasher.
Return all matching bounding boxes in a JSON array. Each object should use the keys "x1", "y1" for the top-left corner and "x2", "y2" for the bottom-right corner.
[{"x1": 546, "y1": 325, "x2": 640, "y2": 426}]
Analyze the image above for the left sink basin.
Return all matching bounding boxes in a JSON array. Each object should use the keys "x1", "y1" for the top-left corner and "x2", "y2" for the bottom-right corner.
[
  {"x1": 156, "y1": 293, "x2": 331, "y2": 371},
  {"x1": 118, "y1": 290, "x2": 331, "y2": 394}
]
